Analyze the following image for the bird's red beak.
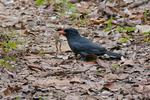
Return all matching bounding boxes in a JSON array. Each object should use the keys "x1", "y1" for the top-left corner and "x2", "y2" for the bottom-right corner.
[{"x1": 59, "y1": 30, "x2": 66, "y2": 35}]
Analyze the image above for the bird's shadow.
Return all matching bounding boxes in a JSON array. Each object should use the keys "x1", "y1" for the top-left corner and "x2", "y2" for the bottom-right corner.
[
  {"x1": 85, "y1": 56, "x2": 120, "y2": 62},
  {"x1": 98, "y1": 56, "x2": 120, "y2": 61}
]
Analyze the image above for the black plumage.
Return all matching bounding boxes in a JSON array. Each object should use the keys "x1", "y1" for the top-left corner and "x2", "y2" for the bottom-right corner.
[{"x1": 59, "y1": 28, "x2": 127, "y2": 59}]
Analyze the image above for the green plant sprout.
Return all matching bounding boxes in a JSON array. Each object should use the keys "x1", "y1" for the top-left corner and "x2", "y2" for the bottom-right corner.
[
  {"x1": 140, "y1": 30, "x2": 150, "y2": 44},
  {"x1": 140, "y1": 30, "x2": 150, "y2": 35},
  {"x1": 10, "y1": 30, "x2": 21, "y2": 37},
  {"x1": 1, "y1": 32, "x2": 8, "y2": 40},
  {"x1": 112, "y1": 64, "x2": 118, "y2": 70},
  {"x1": 75, "y1": 10, "x2": 91, "y2": 27},
  {"x1": 115, "y1": 26, "x2": 135, "y2": 32},
  {"x1": 36, "y1": 0, "x2": 47, "y2": 6},
  {"x1": 113, "y1": 26, "x2": 135, "y2": 43},
  {"x1": 119, "y1": 36, "x2": 131, "y2": 43},
  {"x1": 0, "y1": 29, "x2": 26, "y2": 69},
  {"x1": 1, "y1": 41, "x2": 22, "y2": 52},
  {"x1": 4, "y1": 55, "x2": 17, "y2": 61},
  {"x1": 104, "y1": 18, "x2": 112, "y2": 33},
  {"x1": 143, "y1": 37, "x2": 149, "y2": 42},
  {"x1": 95, "y1": 70, "x2": 105, "y2": 73},
  {"x1": 57, "y1": 0, "x2": 77, "y2": 18},
  {"x1": 38, "y1": 50, "x2": 48, "y2": 56},
  {"x1": 144, "y1": 3, "x2": 147, "y2": 22},
  {"x1": 15, "y1": 95, "x2": 18, "y2": 100},
  {"x1": 71, "y1": 7, "x2": 77, "y2": 21},
  {"x1": 0, "y1": 60, "x2": 13, "y2": 68}
]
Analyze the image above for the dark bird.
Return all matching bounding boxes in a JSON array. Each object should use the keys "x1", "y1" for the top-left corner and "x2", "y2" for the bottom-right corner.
[{"x1": 59, "y1": 28, "x2": 127, "y2": 59}]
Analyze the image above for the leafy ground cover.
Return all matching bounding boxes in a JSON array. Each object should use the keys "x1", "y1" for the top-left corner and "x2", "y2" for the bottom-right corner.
[{"x1": 0, "y1": 0, "x2": 150, "y2": 99}]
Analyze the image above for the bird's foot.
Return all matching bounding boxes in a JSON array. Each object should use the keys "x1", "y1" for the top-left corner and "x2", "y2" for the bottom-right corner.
[{"x1": 80, "y1": 56, "x2": 86, "y2": 61}]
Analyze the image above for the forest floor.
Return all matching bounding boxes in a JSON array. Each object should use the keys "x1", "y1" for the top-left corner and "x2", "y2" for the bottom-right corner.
[{"x1": 0, "y1": 0, "x2": 150, "y2": 100}]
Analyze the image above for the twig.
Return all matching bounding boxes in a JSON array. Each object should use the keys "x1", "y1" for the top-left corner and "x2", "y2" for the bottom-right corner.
[{"x1": 42, "y1": 70, "x2": 88, "y2": 77}]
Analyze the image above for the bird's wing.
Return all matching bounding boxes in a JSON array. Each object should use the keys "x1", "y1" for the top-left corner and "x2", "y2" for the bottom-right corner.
[{"x1": 72, "y1": 38, "x2": 106, "y2": 55}]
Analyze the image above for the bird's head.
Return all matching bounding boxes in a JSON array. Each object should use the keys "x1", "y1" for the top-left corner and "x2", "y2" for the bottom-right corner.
[{"x1": 58, "y1": 28, "x2": 80, "y2": 37}]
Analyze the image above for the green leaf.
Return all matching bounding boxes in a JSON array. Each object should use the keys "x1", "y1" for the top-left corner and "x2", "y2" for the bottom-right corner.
[
  {"x1": 3, "y1": 41, "x2": 7, "y2": 46},
  {"x1": 25, "y1": 37, "x2": 27, "y2": 44},
  {"x1": 114, "y1": 26, "x2": 123, "y2": 31},
  {"x1": 8, "y1": 64, "x2": 12, "y2": 67},
  {"x1": 4, "y1": 61, "x2": 9, "y2": 67},
  {"x1": 11, "y1": 67, "x2": 14, "y2": 70},
  {"x1": 119, "y1": 35, "x2": 131, "y2": 43},
  {"x1": 38, "y1": 50, "x2": 48, "y2": 56},
  {"x1": 119, "y1": 38, "x2": 128, "y2": 43},
  {"x1": 36, "y1": 0, "x2": 46, "y2": 6},
  {"x1": 144, "y1": 3, "x2": 147, "y2": 21},
  {"x1": 15, "y1": 41, "x2": 22, "y2": 44},
  {"x1": 71, "y1": 7, "x2": 77, "y2": 13},
  {"x1": 104, "y1": 18, "x2": 112, "y2": 33},
  {"x1": 1, "y1": 33, "x2": 8, "y2": 39},
  {"x1": 5, "y1": 49, "x2": 9, "y2": 52},
  {"x1": 104, "y1": 28, "x2": 111, "y2": 33},
  {"x1": 115, "y1": 26, "x2": 135, "y2": 32},
  {"x1": 123, "y1": 27, "x2": 135, "y2": 31},
  {"x1": 143, "y1": 37, "x2": 149, "y2": 42},
  {"x1": 0, "y1": 60, "x2": 4, "y2": 64},
  {"x1": 140, "y1": 31, "x2": 150, "y2": 35},
  {"x1": 11, "y1": 57, "x2": 17, "y2": 61},
  {"x1": 112, "y1": 64, "x2": 118, "y2": 70},
  {"x1": 95, "y1": 70, "x2": 105, "y2": 73},
  {"x1": 108, "y1": 18, "x2": 112, "y2": 29}
]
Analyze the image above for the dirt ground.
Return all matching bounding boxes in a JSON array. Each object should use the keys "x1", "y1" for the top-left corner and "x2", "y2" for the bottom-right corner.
[{"x1": 0, "y1": 0, "x2": 150, "y2": 100}]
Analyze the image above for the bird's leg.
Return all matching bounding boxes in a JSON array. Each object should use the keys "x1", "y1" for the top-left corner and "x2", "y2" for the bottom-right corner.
[
  {"x1": 74, "y1": 53, "x2": 80, "y2": 60},
  {"x1": 75, "y1": 53, "x2": 78, "y2": 57},
  {"x1": 79, "y1": 52, "x2": 87, "y2": 61},
  {"x1": 80, "y1": 56, "x2": 86, "y2": 61},
  {"x1": 74, "y1": 53, "x2": 85, "y2": 60}
]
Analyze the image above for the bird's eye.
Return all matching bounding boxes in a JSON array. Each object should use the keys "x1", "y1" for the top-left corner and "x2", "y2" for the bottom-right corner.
[
  {"x1": 65, "y1": 30, "x2": 69, "y2": 32},
  {"x1": 66, "y1": 30, "x2": 71, "y2": 33}
]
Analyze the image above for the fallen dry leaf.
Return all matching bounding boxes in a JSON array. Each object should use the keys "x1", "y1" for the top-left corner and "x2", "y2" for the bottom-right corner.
[
  {"x1": 27, "y1": 63, "x2": 44, "y2": 71},
  {"x1": 122, "y1": 33, "x2": 129, "y2": 38},
  {"x1": 103, "y1": 83, "x2": 115, "y2": 90},
  {"x1": 121, "y1": 57, "x2": 135, "y2": 66},
  {"x1": 65, "y1": 95, "x2": 79, "y2": 100},
  {"x1": 24, "y1": 55, "x2": 42, "y2": 59},
  {"x1": 144, "y1": 64, "x2": 150, "y2": 69},
  {"x1": 146, "y1": 53, "x2": 150, "y2": 58},
  {"x1": 86, "y1": 54, "x2": 97, "y2": 59},
  {"x1": 89, "y1": 9, "x2": 99, "y2": 19},
  {"x1": 1, "y1": 17, "x2": 11, "y2": 21},
  {"x1": 138, "y1": 58, "x2": 145, "y2": 64},
  {"x1": 76, "y1": 7, "x2": 86, "y2": 12},
  {"x1": 107, "y1": 6, "x2": 125, "y2": 17},
  {"x1": 118, "y1": 74, "x2": 129, "y2": 80},
  {"x1": 0, "y1": 0, "x2": 150, "y2": 99},
  {"x1": 136, "y1": 25, "x2": 150, "y2": 33},
  {"x1": 68, "y1": 89, "x2": 78, "y2": 93},
  {"x1": 70, "y1": 76, "x2": 81, "y2": 84},
  {"x1": 96, "y1": 57, "x2": 109, "y2": 68},
  {"x1": 90, "y1": 20, "x2": 105, "y2": 25},
  {"x1": 84, "y1": 61, "x2": 97, "y2": 65},
  {"x1": 0, "y1": 87, "x2": 16, "y2": 97}
]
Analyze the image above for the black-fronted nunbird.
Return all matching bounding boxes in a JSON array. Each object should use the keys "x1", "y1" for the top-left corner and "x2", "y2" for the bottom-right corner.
[{"x1": 59, "y1": 28, "x2": 128, "y2": 60}]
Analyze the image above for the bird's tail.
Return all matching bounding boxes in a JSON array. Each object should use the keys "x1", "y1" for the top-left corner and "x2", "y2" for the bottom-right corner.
[{"x1": 105, "y1": 51, "x2": 128, "y2": 59}]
